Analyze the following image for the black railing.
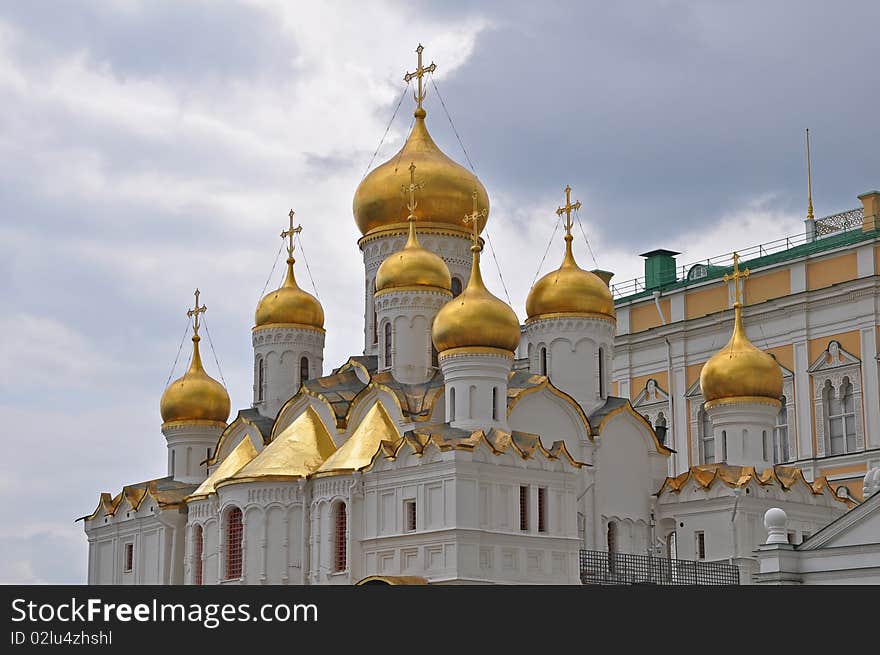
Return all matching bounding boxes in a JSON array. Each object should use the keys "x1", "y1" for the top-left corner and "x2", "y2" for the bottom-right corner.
[{"x1": 579, "y1": 550, "x2": 740, "y2": 586}]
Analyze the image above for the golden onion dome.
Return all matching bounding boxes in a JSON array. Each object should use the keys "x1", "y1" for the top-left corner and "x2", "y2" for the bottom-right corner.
[
  {"x1": 700, "y1": 303, "x2": 783, "y2": 406},
  {"x1": 160, "y1": 335, "x2": 231, "y2": 424},
  {"x1": 375, "y1": 217, "x2": 451, "y2": 293},
  {"x1": 255, "y1": 257, "x2": 324, "y2": 329},
  {"x1": 526, "y1": 233, "x2": 616, "y2": 322},
  {"x1": 353, "y1": 107, "x2": 489, "y2": 238},
  {"x1": 432, "y1": 240, "x2": 520, "y2": 353}
]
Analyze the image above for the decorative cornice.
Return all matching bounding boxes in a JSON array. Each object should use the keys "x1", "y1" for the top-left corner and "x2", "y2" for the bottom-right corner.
[
  {"x1": 438, "y1": 346, "x2": 514, "y2": 361},
  {"x1": 704, "y1": 395, "x2": 782, "y2": 410}
]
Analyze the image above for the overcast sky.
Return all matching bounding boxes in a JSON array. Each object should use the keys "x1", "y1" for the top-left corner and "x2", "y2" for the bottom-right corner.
[{"x1": 1, "y1": 0, "x2": 878, "y2": 583}]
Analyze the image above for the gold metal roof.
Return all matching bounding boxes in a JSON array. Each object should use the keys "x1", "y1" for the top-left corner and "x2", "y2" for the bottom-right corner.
[
  {"x1": 188, "y1": 437, "x2": 258, "y2": 500},
  {"x1": 312, "y1": 402, "x2": 402, "y2": 477}
]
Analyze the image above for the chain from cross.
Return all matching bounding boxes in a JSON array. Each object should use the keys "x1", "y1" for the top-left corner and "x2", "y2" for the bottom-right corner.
[
  {"x1": 556, "y1": 185, "x2": 582, "y2": 236},
  {"x1": 463, "y1": 190, "x2": 487, "y2": 250},
  {"x1": 723, "y1": 252, "x2": 750, "y2": 307},
  {"x1": 401, "y1": 162, "x2": 423, "y2": 219},
  {"x1": 187, "y1": 288, "x2": 207, "y2": 337},
  {"x1": 281, "y1": 208, "x2": 303, "y2": 258},
  {"x1": 403, "y1": 44, "x2": 436, "y2": 113}
]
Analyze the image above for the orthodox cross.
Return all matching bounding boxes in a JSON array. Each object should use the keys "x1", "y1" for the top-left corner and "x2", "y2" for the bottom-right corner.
[
  {"x1": 401, "y1": 162, "x2": 423, "y2": 220},
  {"x1": 281, "y1": 209, "x2": 302, "y2": 258},
  {"x1": 556, "y1": 185, "x2": 581, "y2": 236},
  {"x1": 724, "y1": 252, "x2": 750, "y2": 307},
  {"x1": 463, "y1": 190, "x2": 487, "y2": 250},
  {"x1": 403, "y1": 44, "x2": 436, "y2": 113},
  {"x1": 187, "y1": 288, "x2": 207, "y2": 337}
]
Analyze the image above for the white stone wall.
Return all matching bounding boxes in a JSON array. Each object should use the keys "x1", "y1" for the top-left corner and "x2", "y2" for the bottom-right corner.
[
  {"x1": 439, "y1": 350, "x2": 512, "y2": 432},
  {"x1": 162, "y1": 421, "x2": 224, "y2": 483},
  {"x1": 706, "y1": 401, "x2": 778, "y2": 469},
  {"x1": 252, "y1": 325, "x2": 324, "y2": 418},
  {"x1": 375, "y1": 288, "x2": 449, "y2": 384}
]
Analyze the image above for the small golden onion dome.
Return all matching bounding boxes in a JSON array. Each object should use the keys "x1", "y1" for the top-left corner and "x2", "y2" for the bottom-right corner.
[
  {"x1": 375, "y1": 218, "x2": 451, "y2": 293},
  {"x1": 432, "y1": 242, "x2": 520, "y2": 353},
  {"x1": 353, "y1": 108, "x2": 489, "y2": 237},
  {"x1": 526, "y1": 234, "x2": 616, "y2": 322},
  {"x1": 700, "y1": 304, "x2": 783, "y2": 405},
  {"x1": 255, "y1": 257, "x2": 324, "y2": 328},
  {"x1": 160, "y1": 336, "x2": 231, "y2": 424}
]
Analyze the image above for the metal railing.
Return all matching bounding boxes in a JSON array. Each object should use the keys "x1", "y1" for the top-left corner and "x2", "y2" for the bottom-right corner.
[
  {"x1": 579, "y1": 550, "x2": 740, "y2": 586},
  {"x1": 610, "y1": 207, "x2": 864, "y2": 299}
]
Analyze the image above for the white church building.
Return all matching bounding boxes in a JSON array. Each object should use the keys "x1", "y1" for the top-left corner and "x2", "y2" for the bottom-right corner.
[{"x1": 81, "y1": 46, "x2": 859, "y2": 586}]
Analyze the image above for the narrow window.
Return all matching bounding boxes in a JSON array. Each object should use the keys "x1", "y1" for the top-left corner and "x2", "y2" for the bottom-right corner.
[
  {"x1": 700, "y1": 405, "x2": 714, "y2": 464},
  {"x1": 537, "y1": 487, "x2": 547, "y2": 533},
  {"x1": 825, "y1": 380, "x2": 845, "y2": 455},
  {"x1": 607, "y1": 521, "x2": 617, "y2": 574},
  {"x1": 598, "y1": 347, "x2": 605, "y2": 397},
  {"x1": 300, "y1": 356, "x2": 309, "y2": 383},
  {"x1": 404, "y1": 500, "x2": 416, "y2": 532},
  {"x1": 519, "y1": 486, "x2": 529, "y2": 531},
  {"x1": 193, "y1": 525, "x2": 203, "y2": 585},
  {"x1": 124, "y1": 543, "x2": 134, "y2": 572},
  {"x1": 762, "y1": 430, "x2": 769, "y2": 461},
  {"x1": 841, "y1": 378, "x2": 857, "y2": 453},
  {"x1": 225, "y1": 507, "x2": 243, "y2": 579},
  {"x1": 257, "y1": 358, "x2": 264, "y2": 401},
  {"x1": 451, "y1": 277, "x2": 463, "y2": 297},
  {"x1": 334, "y1": 502, "x2": 347, "y2": 572},
  {"x1": 170, "y1": 450, "x2": 175, "y2": 476},
  {"x1": 492, "y1": 387, "x2": 498, "y2": 421},
  {"x1": 468, "y1": 385, "x2": 477, "y2": 419},
  {"x1": 383, "y1": 322, "x2": 392, "y2": 368},
  {"x1": 667, "y1": 531, "x2": 677, "y2": 560},
  {"x1": 539, "y1": 347, "x2": 547, "y2": 376},
  {"x1": 695, "y1": 531, "x2": 706, "y2": 560},
  {"x1": 773, "y1": 396, "x2": 789, "y2": 463},
  {"x1": 372, "y1": 279, "x2": 378, "y2": 345},
  {"x1": 206, "y1": 448, "x2": 211, "y2": 475},
  {"x1": 449, "y1": 387, "x2": 456, "y2": 421},
  {"x1": 721, "y1": 430, "x2": 727, "y2": 462},
  {"x1": 431, "y1": 344, "x2": 438, "y2": 368}
]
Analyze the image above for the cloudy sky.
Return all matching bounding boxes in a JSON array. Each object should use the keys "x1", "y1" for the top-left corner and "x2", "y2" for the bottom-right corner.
[{"x1": 1, "y1": 0, "x2": 877, "y2": 583}]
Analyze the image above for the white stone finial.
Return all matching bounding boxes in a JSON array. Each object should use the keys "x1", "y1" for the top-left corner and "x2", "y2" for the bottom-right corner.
[
  {"x1": 864, "y1": 467, "x2": 880, "y2": 498},
  {"x1": 764, "y1": 507, "x2": 788, "y2": 544}
]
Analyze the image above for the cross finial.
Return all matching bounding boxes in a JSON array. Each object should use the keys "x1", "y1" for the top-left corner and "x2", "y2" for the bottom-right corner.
[
  {"x1": 281, "y1": 208, "x2": 302, "y2": 259},
  {"x1": 401, "y1": 162, "x2": 423, "y2": 220},
  {"x1": 556, "y1": 185, "x2": 582, "y2": 237},
  {"x1": 403, "y1": 43, "x2": 437, "y2": 115},
  {"x1": 723, "y1": 252, "x2": 750, "y2": 307},
  {"x1": 186, "y1": 288, "x2": 207, "y2": 337},
  {"x1": 463, "y1": 190, "x2": 487, "y2": 251}
]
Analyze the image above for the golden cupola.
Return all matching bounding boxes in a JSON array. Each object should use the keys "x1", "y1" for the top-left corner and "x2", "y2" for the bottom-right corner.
[
  {"x1": 352, "y1": 45, "x2": 489, "y2": 239},
  {"x1": 700, "y1": 254, "x2": 782, "y2": 407},
  {"x1": 160, "y1": 290, "x2": 231, "y2": 425},
  {"x1": 254, "y1": 213, "x2": 324, "y2": 330},
  {"x1": 375, "y1": 163, "x2": 452, "y2": 294},
  {"x1": 526, "y1": 186, "x2": 615, "y2": 322},
  {"x1": 432, "y1": 196, "x2": 521, "y2": 354}
]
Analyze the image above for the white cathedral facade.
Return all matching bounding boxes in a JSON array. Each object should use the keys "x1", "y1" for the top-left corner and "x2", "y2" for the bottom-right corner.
[{"x1": 81, "y1": 47, "x2": 858, "y2": 586}]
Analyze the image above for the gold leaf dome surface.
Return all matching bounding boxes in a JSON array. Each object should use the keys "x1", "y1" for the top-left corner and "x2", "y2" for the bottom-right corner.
[
  {"x1": 160, "y1": 336, "x2": 231, "y2": 424},
  {"x1": 700, "y1": 305, "x2": 783, "y2": 404},
  {"x1": 353, "y1": 110, "x2": 489, "y2": 237},
  {"x1": 375, "y1": 220, "x2": 451, "y2": 293},
  {"x1": 526, "y1": 234, "x2": 616, "y2": 322},
  {"x1": 255, "y1": 258, "x2": 324, "y2": 329},
  {"x1": 432, "y1": 244, "x2": 520, "y2": 353}
]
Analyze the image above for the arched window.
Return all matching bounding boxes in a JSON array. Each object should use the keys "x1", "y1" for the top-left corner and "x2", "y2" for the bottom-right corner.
[
  {"x1": 451, "y1": 277, "x2": 463, "y2": 297},
  {"x1": 492, "y1": 387, "x2": 498, "y2": 420},
  {"x1": 334, "y1": 502, "x2": 347, "y2": 573},
  {"x1": 773, "y1": 396, "x2": 789, "y2": 463},
  {"x1": 225, "y1": 507, "x2": 243, "y2": 580},
  {"x1": 383, "y1": 322, "x2": 392, "y2": 368},
  {"x1": 666, "y1": 531, "x2": 677, "y2": 560},
  {"x1": 721, "y1": 430, "x2": 727, "y2": 462},
  {"x1": 654, "y1": 412, "x2": 667, "y2": 445},
  {"x1": 449, "y1": 387, "x2": 456, "y2": 421},
  {"x1": 431, "y1": 343, "x2": 438, "y2": 368},
  {"x1": 700, "y1": 405, "x2": 714, "y2": 464},
  {"x1": 257, "y1": 358, "x2": 264, "y2": 401},
  {"x1": 372, "y1": 279, "x2": 378, "y2": 345},
  {"x1": 607, "y1": 521, "x2": 618, "y2": 575},
  {"x1": 193, "y1": 525, "x2": 203, "y2": 585},
  {"x1": 598, "y1": 347, "x2": 605, "y2": 397},
  {"x1": 540, "y1": 347, "x2": 548, "y2": 376},
  {"x1": 170, "y1": 450, "x2": 175, "y2": 476},
  {"x1": 468, "y1": 385, "x2": 477, "y2": 419},
  {"x1": 826, "y1": 378, "x2": 857, "y2": 454},
  {"x1": 300, "y1": 356, "x2": 309, "y2": 383}
]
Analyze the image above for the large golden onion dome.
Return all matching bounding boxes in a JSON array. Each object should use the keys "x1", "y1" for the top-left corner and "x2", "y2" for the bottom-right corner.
[
  {"x1": 376, "y1": 217, "x2": 451, "y2": 293},
  {"x1": 526, "y1": 233, "x2": 616, "y2": 322},
  {"x1": 700, "y1": 271, "x2": 782, "y2": 407},
  {"x1": 353, "y1": 107, "x2": 489, "y2": 238},
  {"x1": 432, "y1": 239, "x2": 520, "y2": 353},
  {"x1": 255, "y1": 256, "x2": 324, "y2": 329},
  {"x1": 160, "y1": 335, "x2": 230, "y2": 424}
]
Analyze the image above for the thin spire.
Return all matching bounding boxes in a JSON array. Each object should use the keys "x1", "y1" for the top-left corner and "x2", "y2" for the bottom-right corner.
[
  {"x1": 806, "y1": 129, "x2": 815, "y2": 221},
  {"x1": 403, "y1": 44, "x2": 436, "y2": 118}
]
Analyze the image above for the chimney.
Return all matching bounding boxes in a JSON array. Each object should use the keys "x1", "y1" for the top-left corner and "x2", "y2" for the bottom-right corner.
[
  {"x1": 859, "y1": 190, "x2": 880, "y2": 233},
  {"x1": 639, "y1": 249, "x2": 679, "y2": 290}
]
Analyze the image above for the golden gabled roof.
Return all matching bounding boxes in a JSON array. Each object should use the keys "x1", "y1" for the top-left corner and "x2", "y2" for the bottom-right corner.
[
  {"x1": 312, "y1": 402, "x2": 402, "y2": 478},
  {"x1": 220, "y1": 407, "x2": 336, "y2": 486},
  {"x1": 188, "y1": 437, "x2": 258, "y2": 501},
  {"x1": 79, "y1": 477, "x2": 198, "y2": 522}
]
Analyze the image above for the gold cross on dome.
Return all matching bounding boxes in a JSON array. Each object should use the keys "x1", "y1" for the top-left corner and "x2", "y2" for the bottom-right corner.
[
  {"x1": 187, "y1": 288, "x2": 207, "y2": 337},
  {"x1": 403, "y1": 44, "x2": 437, "y2": 113},
  {"x1": 556, "y1": 185, "x2": 582, "y2": 236},
  {"x1": 401, "y1": 162, "x2": 423, "y2": 219},
  {"x1": 724, "y1": 252, "x2": 750, "y2": 307},
  {"x1": 281, "y1": 209, "x2": 302, "y2": 258},
  {"x1": 463, "y1": 190, "x2": 487, "y2": 250}
]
